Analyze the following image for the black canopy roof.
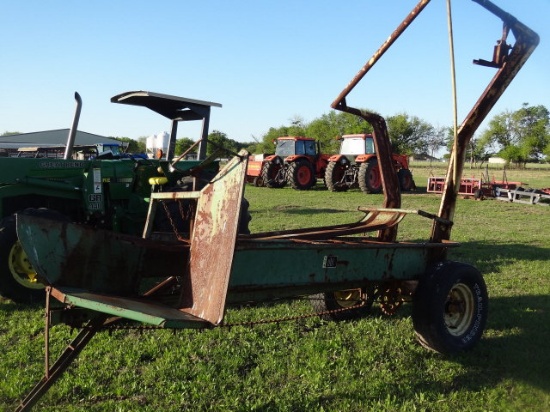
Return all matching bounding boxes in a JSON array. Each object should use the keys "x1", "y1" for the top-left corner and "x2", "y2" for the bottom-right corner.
[{"x1": 110, "y1": 91, "x2": 222, "y2": 122}]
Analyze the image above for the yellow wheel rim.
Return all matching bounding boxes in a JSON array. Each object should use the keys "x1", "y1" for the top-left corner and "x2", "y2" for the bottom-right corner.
[
  {"x1": 8, "y1": 241, "x2": 44, "y2": 290},
  {"x1": 333, "y1": 289, "x2": 363, "y2": 308}
]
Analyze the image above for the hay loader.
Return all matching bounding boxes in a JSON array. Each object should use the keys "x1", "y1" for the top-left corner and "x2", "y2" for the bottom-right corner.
[{"x1": 14, "y1": 0, "x2": 538, "y2": 410}]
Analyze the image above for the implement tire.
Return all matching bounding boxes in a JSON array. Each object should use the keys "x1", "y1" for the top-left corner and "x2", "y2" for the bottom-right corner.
[{"x1": 412, "y1": 261, "x2": 488, "y2": 355}]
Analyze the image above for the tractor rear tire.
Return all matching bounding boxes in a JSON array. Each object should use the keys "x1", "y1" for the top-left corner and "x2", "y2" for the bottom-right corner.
[
  {"x1": 288, "y1": 160, "x2": 315, "y2": 190},
  {"x1": 398, "y1": 168, "x2": 415, "y2": 192},
  {"x1": 412, "y1": 261, "x2": 488, "y2": 355},
  {"x1": 359, "y1": 160, "x2": 382, "y2": 194},
  {"x1": 311, "y1": 288, "x2": 374, "y2": 321},
  {"x1": 325, "y1": 161, "x2": 348, "y2": 192},
  {"x1": 261, "y1": 159, "x2": 286, "y2": 189},
  {"x1": 0, "y1": 208, "x2": 69, "y2": 304}
]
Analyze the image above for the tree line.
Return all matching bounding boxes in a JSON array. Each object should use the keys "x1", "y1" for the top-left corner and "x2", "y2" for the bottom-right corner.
[
  {"x1": 168, "y1": 103, "x2": 549, "y2": 167},
  {"x1": 3, "y1": 103, "x2": 548, "y2": 166}
]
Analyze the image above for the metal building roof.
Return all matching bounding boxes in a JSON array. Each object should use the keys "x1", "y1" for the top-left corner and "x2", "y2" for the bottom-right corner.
[{"x1": 0, "y1": 129, "x2": 120, "y2": 149}]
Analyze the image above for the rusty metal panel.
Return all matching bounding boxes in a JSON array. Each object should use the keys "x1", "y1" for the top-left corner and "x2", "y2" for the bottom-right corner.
[{"x1": 178, "y1": 150, "x2": 248, "y2": 325}]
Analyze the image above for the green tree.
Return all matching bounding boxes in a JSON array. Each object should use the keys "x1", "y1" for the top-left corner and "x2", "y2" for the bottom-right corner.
[
  {"x1": 386, "y1": 113, "x2": 435, "y2": 155},
  {"x1": 426, "y1": 126, "x2": 449, "y2": 160},
  {"x1": 257, "y1": 120, "x2": 309, "y2": 154},
  {"x1": 136, "y1": 137, "x2": 147, "y2": 153},
  {"x1": 174, "y1": 137, "x2": 196, "y2": 156},
  {"x1": 544, "y1": 141, "x2": 550, "y2": 163},
  {"x1": 207, "y1": 130, "x2": 240, "y2": 157},
  {"x1": 1, "y1": 131, "x2": 21, "y2": 136},
  {"x1": 479, "y1": 103, "x2": 550, "y2": 166},
  {"x1": 112, "y1": 137, "x2": 144, "y2": 153},
  {"x1": 306, "y1": 111, "x2": 372, "y2": 154}
]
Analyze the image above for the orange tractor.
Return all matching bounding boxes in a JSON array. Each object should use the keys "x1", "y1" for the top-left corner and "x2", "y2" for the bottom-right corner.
[
  {"x1": 325, "y1": 133, "x2": 415, "y2": 193},
  {"x1": 246, "y1": 136, "x2": 330, "y2": 190}
]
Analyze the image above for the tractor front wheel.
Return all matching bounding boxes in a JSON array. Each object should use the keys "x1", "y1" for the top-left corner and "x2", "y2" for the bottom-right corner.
[
  {"x1": 325, "y1": 161, "x2": 348, "y2": 192},
  {"x1": 0, "y1": 209, "x2": 69, "y2": 303},
  {"x1": 261, "y1": 158, "x2": 286, "y2": 188},
  {"x1": 359, "y1": 160, "x2": 382, "y2": 194},
  {"x1": 412, "y1": 261, "x2": 488, "y2": 354},
  {"x1": 288, "y1": 160, "x2": 315, "y2": 190},
  {"x1": 311, "y1": 288, "x2": 374, "y2": 321},
  {"x1": 398, "y1": 168, "x2": 415, "y2": 192}
]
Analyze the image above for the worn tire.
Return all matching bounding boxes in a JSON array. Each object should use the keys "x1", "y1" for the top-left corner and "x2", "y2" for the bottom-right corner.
[
  {"x1": 261, "y1": 158, "x2": 286, "y2": 189},
  {"x1": 252, "y1": 176, "x2": 264, "y2": 187},
  {"x1": 358, "y1": 160, "x2": 382, "y2": 194},
  {"x1": 0, "y1": 208, "x2": 69, "y2": 303},
  {"x1": 311, "y1": 288, "x2": 374, "y2": 321},
  {"x1": 325, "y1": 161, "x2": 348, "y2": 192},
  {"x1": 398, "y1": 168, "x2": 415, "y2": 192},
  {"x1": 412, "y1": 261, "x2": 488, "y2": 354},
  {"x1": 287, "y1": 160, "x2": 315, "y2": 190}
]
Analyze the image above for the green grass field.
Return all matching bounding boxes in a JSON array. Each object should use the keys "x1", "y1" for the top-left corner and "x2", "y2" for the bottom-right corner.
[{"x1": 1, "y1": 163, "x2": 549, "y2": 411}]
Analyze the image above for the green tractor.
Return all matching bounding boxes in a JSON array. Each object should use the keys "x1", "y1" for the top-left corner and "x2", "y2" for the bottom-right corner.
[{"x1": 0, "y1": 91, "x2": 222, "y2": 303}]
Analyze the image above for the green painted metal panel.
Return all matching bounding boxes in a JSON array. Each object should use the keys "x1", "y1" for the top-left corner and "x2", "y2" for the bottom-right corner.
[
  {"x1": 56, "y1": 289, "x2": 210, "y2": 329},
  {"x1": 230, "y1": 239, "x2": 432, "y2": 290}
]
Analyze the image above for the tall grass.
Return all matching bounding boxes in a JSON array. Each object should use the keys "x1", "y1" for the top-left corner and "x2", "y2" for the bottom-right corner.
[{"x1": 1, "y1": 165, "x2": 549, "y2": 411}]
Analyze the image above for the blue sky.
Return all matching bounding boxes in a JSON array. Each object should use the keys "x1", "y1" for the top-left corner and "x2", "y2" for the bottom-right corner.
[{"x1": 1, "y1": 1, "x2": 548, "y2": 144}]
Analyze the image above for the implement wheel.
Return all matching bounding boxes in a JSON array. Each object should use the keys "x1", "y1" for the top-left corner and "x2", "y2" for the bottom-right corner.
[
  {"x1": 412, "y1": 261, "x2": 488, "y2": 354},
  {"x1": 311, "y1": 288, "x2": 373, "y2": 321}
]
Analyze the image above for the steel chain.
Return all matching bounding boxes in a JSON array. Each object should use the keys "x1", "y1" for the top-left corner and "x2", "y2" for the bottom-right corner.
[
  {"x1": 161, "y1": 200, "x2": 191, "y2": 242},
  {"x1": 98, "y1": 297, "x2": 370, "y2": 332}
]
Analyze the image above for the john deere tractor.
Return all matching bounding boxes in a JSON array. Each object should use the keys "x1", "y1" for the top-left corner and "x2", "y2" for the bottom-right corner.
[{"x1": 0, "y1": 91, "x2": 224, "y2": 303}]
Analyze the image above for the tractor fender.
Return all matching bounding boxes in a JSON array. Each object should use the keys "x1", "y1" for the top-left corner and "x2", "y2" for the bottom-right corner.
[
  {"x1": 355, "y1": 154, "x2": 377, "y2": 164},
  {"x1": 284, "y1": 154, "x2": 308, "y2": 163},
  {"x1": 392, "y1": 153, "x2": 410, "y2": 169},
  {"x1": 316, "y1": 154, "x2": 331, "y2": 174},
  {"x1": 327, "y1": 154, "x2": 349, "y2": 164},
  {"x1": 263, "y1": 154, "x2": 282, "y2": 164}
]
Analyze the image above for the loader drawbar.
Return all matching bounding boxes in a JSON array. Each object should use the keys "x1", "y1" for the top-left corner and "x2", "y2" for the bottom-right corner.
[{"x1": 14, "y1": 0, "x2": 539, "y2": 410}]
